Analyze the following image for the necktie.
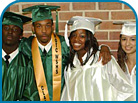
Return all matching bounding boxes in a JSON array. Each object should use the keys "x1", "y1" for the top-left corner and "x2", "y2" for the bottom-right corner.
[
  {"x1": 43, "y1": 49, "x2": 47, "y2": 56},
  {"x1": 4, "y1": 55, "x2": 10, "y2": 67}
]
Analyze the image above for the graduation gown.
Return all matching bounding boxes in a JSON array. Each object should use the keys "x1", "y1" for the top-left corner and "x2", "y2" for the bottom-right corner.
[
  {"x1": 20, "y1": 35, "x2": 70, "y2": 100},
  {"x1": 124, "y1": 63, "x2": 136, "y2": 101},
  {"x1": 2, "y1": 52, "x2": 38, "y2": 101},
  {"x1": 61, "y1": 51, "x2": 134, "y2": 101}
]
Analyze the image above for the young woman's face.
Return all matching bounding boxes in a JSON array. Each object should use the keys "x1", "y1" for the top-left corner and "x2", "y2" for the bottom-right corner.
[
  {"x1": 121, "y1": 35, "x2": 136, "y2": 54},
  {"x1": 70, "y1": 29, "x2": 87, "y2": 52}
]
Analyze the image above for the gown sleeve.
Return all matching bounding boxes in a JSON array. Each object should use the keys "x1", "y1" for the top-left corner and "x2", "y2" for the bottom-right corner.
[
  {"x1": 105, "y1": 56, "x2": 134, "y2": 101},
  {"x1": 61, "y1": 55, "x2": 134, "y2": 101},
  {"x1": 19, "y1": 60, "x2": 40, "y2": 101}
]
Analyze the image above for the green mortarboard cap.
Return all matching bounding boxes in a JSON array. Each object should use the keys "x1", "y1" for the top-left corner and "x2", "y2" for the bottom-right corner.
[
  {"x1": 22, "y1": 5, "x2": 60, "y2": 34},
  {"x1": 22, "y1": 5, "x2": 60, "y2": 22},
  {"x1": 2, "y1": 11, "x2": 32, "y2": 30}
]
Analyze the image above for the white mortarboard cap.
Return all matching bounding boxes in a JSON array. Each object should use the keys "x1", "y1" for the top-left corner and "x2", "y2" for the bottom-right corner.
[
  {"x1": 113, "y1": 21, "x2": 136, "y2": 36},
  {"x1": 68, "y1": 16, "x2": 102, "y2": 34},
  {"x1": 64, "y1": 16, "x2": 102, "y2": 46}
]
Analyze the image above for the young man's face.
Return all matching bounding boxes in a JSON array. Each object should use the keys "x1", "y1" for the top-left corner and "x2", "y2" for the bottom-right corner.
[
  {"x1": 2, "y1": 25, "x2": 22, "y2": 47},
  {"x1": 32, "y1": 19, "x2": 54, "y2": 46}
]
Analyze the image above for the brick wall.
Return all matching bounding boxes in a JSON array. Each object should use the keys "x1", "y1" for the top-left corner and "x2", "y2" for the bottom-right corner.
[{"x1": 8, "y1": 2, "x2": 136, "y2": 58}]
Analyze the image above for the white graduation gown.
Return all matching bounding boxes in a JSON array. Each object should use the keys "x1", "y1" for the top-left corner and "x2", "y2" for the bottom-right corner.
[
  {"x1": 61, "y1": 51, "x2": 134, "y2": 101},
  {"x1": 124, "y1": 63, "x2": 136, "y2": 101}
]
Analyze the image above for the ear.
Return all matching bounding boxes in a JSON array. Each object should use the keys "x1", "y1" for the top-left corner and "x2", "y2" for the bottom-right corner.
[
  {"x1": 19, "y1": 29, "x2": 23, "y2": 39},
  {"x1": 32, "y1": 24, "x2": 35, "y2": 34},
  {"x1": 20, "y1": 35, "x2": 23, "y2": 39},
  {"x1": 52, "y1": 24, "x2": 54, "y2": 32},
  {"x1": 18, "y1": 33, "x2": 23, "y2": 40}
]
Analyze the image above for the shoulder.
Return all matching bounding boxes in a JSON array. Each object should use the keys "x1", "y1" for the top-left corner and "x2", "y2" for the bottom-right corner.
[
  {"x1": 57, "y1": 35, "x2": 68, "y2": 48},
  {"x1": 57, "y1": 34, "x2": 65, "y2": 42},
  {"x1": 19, "y1": 36, "x2": 35, "y2": 59},
  {"x1": 20, "y1": 36, "x2": 34, "y2": 45},
  {"x1": 57, "y1": 34, "x2": 70, "y2": 54},
  {"x1": 18, "y1": 52, "x2": 30, "y2": 64}
]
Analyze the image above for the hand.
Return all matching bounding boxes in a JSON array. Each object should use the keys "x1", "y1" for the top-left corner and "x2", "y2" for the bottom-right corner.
[{"x1": 98, "y1": 45, "x2": 112, "y2": 65}]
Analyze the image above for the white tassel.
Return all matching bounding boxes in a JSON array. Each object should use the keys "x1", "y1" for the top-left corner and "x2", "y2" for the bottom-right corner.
[{"x1": 64, "y1": 21, "x2": 70, "y2": 46}]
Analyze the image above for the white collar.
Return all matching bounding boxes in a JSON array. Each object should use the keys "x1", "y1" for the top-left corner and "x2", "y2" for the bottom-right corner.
[
  {"x1": 125, "y1": 62, "x2": 136, "y2": 76},
  {"x1": 2, "y1": 48, "x2": 19, "y2": 63},
  {"x1": 73, "y1": 52, "x2": 88, "y2": 66},
  {"x1": 73, "y1": 48, "x2": 97, "y2": 66},
  {"x1": 37, "y1": 38, "x2": 52, "y2": 52}
]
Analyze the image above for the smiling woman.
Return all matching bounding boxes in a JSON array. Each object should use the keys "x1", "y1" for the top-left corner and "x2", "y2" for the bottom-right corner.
[
  {"x1": 70, "y1": 29, "x2": 87, "y2": 54},
  {"x1": 117, "y1": 22, "x2": 136, "y2": 101},
  {"x1": 61, "y1": 16, "x2": 134, "y2": 101},
  {"x1": 121, "y1": 35, "x2": 136, "y2": 54}
]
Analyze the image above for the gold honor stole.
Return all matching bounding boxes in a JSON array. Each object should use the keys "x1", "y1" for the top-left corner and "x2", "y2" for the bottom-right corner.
[{"x1": 32, "y1": 33, "x2": 62, "y2": 101}]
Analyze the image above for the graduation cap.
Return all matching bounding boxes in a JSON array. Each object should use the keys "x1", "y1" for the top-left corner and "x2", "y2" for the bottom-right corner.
[
  {"x1": 64, "y1": 16, "x2": 102, "y2": 46},
  {"x1": 22, "y1": 5, "x2": 60, "y2": 34},
  {"x1": 2, "y1": 11, "x2": 32, "y2": 30},
  {"x1": 113, "y1": 21, "x2": 136, "y2": 36}
]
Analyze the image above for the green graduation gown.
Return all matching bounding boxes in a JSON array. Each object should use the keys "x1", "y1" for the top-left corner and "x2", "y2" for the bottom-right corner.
[
  {"x1": 20, "y1": 35, "x2": 70, "y2": 101},
  {"x1": 2, "y1": 51, "x2": 39, "y2": 101}
]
